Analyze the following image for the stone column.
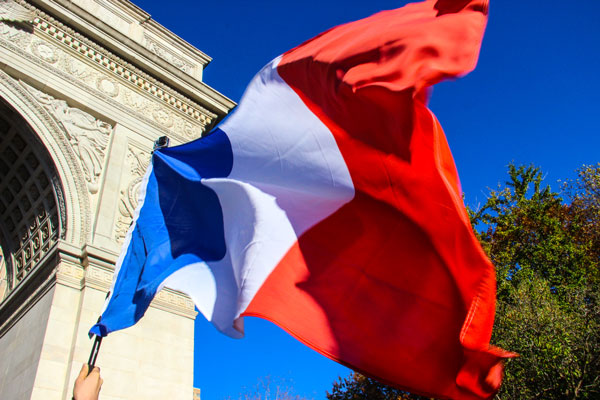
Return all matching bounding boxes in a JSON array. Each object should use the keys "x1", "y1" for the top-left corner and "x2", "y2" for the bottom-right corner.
[{"x1": 91, "y1": 124, "x2": 130, "y2": 253}]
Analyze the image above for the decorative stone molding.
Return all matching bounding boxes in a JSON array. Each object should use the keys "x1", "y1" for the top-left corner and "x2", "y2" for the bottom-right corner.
[
  {"x1": 143, "y1": 34, "x2": 194, "y2": 75},
  {"x1": 0, "y1": 17, "x2": 212, "y2": 142},
  {"x1": 55, "y1": 260, "x2": 84, "y2": 289},
  {"x1": 21, "y1": 82, "x2": 112, "y2": 194},
  {"x1": 152, "y1": 288, "x2": 197, "y2": 320},
  {"x1": 12, "y1": 0, "x2": 217, "y2": 126},
  {"x1": 51, "y1": 172, "x2": 67, "y2": 240},
  {"x1": 115, "y1": 146, "x2": 150, "y2": 244},
  {"x1": 84, "y1": 263, "x2": 113, "y2": 291},
  {"x1": 0, "y1": 247, "x2": 8, "y2": 302}
]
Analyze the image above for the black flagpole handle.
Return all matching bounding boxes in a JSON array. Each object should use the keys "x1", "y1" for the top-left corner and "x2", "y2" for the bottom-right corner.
[
  {"x1": 88, "y1": 290, "x2": 110, "y2": 376},
  {"x1": 87, "y1": 316, "x2": 103, "y2": 376},
  {"x1": 87, "y1": 334, "x2": 103, "y2": 376},
  {"x1": 87, "y1": 293, "x2": 107, "y2": 377}
]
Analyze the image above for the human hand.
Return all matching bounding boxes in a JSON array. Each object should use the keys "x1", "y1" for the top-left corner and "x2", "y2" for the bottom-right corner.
[{"x1": 73, "y1": 363, "x2": 103, "y2": 400}]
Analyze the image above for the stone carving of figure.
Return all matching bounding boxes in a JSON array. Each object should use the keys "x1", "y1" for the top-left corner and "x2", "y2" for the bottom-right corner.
[
  {"x1": 20, "y1": 82, "x2": 112, "y2": 193},
  {"x1": 59, "y1": 108, "x2": 111, "y2": 194}
]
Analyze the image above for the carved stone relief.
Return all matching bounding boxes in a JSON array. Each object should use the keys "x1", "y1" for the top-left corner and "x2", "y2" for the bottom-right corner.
[
  {"x1": 115, "y1": 146, "x2": 150, "y2": 244},
  {"x1": 95, "y1": 76, "x2": 119, "y2": 98},
  {"x1": 0, "y1": 17, "x2": 32, "y2": 48},
  {"x1": 20, "y1": 82, "x2": 112, "y2": 195},
  {"x1": 0, "y1": 2, "x2": 216, "y2": 141},
  {"x1": 30, "y1": 39, "x2": 58, "y2": 64},
  {"x1": 143, "y1": 35, "x2": 194, "y2": 75},
  {"x1": 0, "y1": 0, "x2": 36, "y2": 24}
]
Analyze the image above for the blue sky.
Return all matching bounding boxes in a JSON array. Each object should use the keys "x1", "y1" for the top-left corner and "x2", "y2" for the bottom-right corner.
[{"x1": 132, "y1": 1, "x2": 600, "y2": 398}]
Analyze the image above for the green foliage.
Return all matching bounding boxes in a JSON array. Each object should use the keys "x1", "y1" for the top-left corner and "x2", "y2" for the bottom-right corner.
[
  {"x1": 470, "y1": 164, "x2": 599, "y2": 299},
  {"x1": 328, "y1": 164, "x2": 600, "y2": 400},
  {"x1": 492, "y1": 275, "x2": 599, "y2": 398},
  {"x1": 468, "y1": 163, "x2": 599, "y2": 399}
]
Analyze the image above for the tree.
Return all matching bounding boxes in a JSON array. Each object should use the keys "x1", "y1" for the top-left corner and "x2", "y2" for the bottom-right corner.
[
  {"x1": 226, "y1": 376, "x2": 311, "y2": 400},
  {"x1": 327, "y1": 372, "x2": 427, "y2": 400},
  {"x1": 327, "y1": 164, "x2": 600, "y2": 399},
  {"x1": 470, "y1": 164, "x2": 599, "y2": 297},
  {"x1": 471, "y1": 163, "x2": 600, "y2": 399}
]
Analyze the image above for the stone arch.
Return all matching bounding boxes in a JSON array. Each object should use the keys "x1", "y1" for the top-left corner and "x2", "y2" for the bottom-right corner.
[
  {"x1": 0, "y1": 72, "x2": 91, "y2": 299},
  {"x1": 0, "y1": 71, "x2": 91, "y2": 247},
  {"x1": 0, "y1": 102, "x2": 62, "y2": 292}
]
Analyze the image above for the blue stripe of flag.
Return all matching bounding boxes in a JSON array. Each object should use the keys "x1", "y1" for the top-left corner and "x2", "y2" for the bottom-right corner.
[{"x1": 90, "y1": 129, "x2": 234, "y2": 336}]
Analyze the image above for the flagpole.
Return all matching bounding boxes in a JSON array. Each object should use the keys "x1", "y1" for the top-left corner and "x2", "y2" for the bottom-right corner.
[{"x1": 87, "y1": 317, "x2": 103, "y2": 376}]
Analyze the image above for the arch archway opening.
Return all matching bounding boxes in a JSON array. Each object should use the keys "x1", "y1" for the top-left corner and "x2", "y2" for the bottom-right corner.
[{"x1": 0, "y1": 99, "x2": 63, "y2": 302}]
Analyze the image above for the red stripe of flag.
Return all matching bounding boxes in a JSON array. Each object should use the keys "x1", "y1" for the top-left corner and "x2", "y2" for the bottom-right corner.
[{"x1": 244, "y1": 1, "x2": 514, "y2": 399}]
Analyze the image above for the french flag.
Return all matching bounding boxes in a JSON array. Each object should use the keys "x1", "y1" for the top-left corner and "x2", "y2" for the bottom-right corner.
[{"x1": 91, "y1": 1, "x2": 512, "y2": 398}]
